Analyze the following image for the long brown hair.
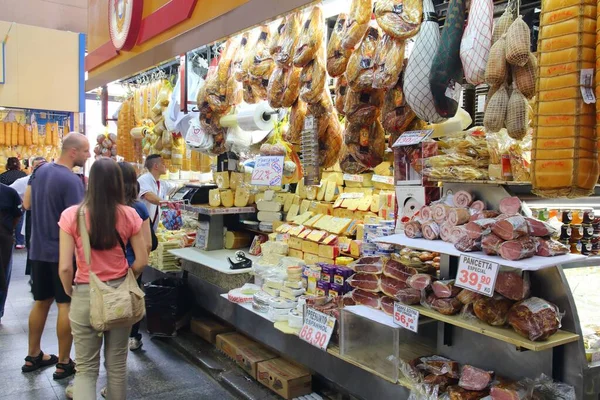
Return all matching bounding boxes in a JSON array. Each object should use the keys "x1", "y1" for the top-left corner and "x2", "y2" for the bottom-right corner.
[
  {"x1": 118, "y1": 162, "x2": 139, "y2": 206},
  {"x1": 81, "y1": 158, "x2": 125, "y2": 250}
]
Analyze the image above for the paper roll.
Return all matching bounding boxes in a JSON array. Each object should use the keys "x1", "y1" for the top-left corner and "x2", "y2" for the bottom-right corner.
[{"x1": 220, "y1": 102, "x2": 276, "y2": 132}]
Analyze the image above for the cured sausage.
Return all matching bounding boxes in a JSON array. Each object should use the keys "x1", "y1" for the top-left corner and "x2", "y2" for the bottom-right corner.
[
  {"x1": 432, "y1": 203, "x2": 452, "y2": 224},
  {"x1": 498, "y1": 238, "x2": 537, "y2": 261},
  {"x1": 432, "y1": 280, "x2": 461, "y2": 298},
  {"x1": 426, "y1": 294, "x2": 462, "y2": 315},
  {"x1": 380, "y1": 296, "x2": 395, "y2": 315},
  {"x1": 491, "y1": 216, "x2": 529, "y2": 241},
  {"x1": 448, "y1": 208, "x2": 471, "y2": 226},
  {"x1": 422, "y1": 221, "x2": 441, "y2": 240},
  {"x1": 395, "y1": 288, "x2": 422, "y2": 305}
]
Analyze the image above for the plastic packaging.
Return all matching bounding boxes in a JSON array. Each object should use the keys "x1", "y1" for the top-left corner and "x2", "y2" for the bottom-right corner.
[
  {"x1": 327, "y1": 13, "x2": 352, "y2": 77},
  {"x1": 373, "y1": 34, "x2": 406, "y2": 90},
  {"x1": 281, "y1": 67, "x2": 302, "y2": 108},
  {"x1": 299, "y1": 55, "x2": 327, "y2": 104},
  {"x1": 293, "y1": 6, "x2": 325, "y2": 68},
  {"x1": 341, "y1": 0, "x2": 372, "y2": 50},
  {"x1": 287, "y1": 99, "x2": 307, "y2": 145},
  {"x1": 248, "y1": 25, "x2": 274, "y2": 79},
  {"x1": 344, "y1": 87, "x2": 384, "y2": 124},
  {"x1": 345, "y1": 120, "x2": 386, "y2": 169},
  {"x1": 375, "y1": 0, "x2": 422, "y2": 39},
  {"x1": 473, "y1": 294, "x2": 514, "y2": 326},
  {"x1": 335, "y1": 76, "x2": 348, "y2": 115},
  {"x1": 346, "y1": 23, "x2": 380, "y2": 91},
  {"x1": 507, "y1": 297, "x2": 563, "y2": 341},
  {"x1": 276, "y1": 12, "x2": 302, "y2": 67}
]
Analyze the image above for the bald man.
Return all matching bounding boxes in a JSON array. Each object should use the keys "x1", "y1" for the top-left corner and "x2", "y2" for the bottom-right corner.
[{"x1": 22, "y1": 132, "x2": 90, "y2": 380}]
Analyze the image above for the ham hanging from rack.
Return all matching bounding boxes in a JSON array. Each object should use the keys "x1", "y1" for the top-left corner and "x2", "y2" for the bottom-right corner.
[{"x1": 460, "y1": 0, "x2": 494, "y2": 85}]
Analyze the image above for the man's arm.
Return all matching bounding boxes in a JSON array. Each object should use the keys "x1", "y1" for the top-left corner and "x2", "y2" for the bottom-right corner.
[
  {"x1": 23, "y1": 185, "x2": 32, "y2": 210},
  {"x1": 141, "y1": 192, "x2": 162, "y2": 205}
]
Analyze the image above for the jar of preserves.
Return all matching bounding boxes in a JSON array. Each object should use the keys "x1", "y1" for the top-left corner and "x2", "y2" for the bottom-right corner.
[
  {"x1": 549, "y1": 208, "x2": 560, "y2": 220},
  {"x1": 560, "y1": 225, "x2": 572, "y2": 240},
  {"x1": 562, "y1": 209, "x2": 573, "y2": 224},
  {"x1": 571, "y1": 224, "x2": 584, "y2": 241},
  {"x1": 570, "y1": 241, "x2": 582, "y2": 254},
  {"x1": 583, "y1": 208, "x2": 595, "y2": 224},
  {"x1": 572, "y1": 209, "x2": 583, "y2": 225},
  {"x1": 537, "y1": 208, "x2": 549, "y2": 221},
  {"x1": 583, "y1": 224, "x2": 594, "y2": 239},
  {"x1": 581, "y1": 240, "x2": 592, "y2": 255},
  {"x1": 591, "y1": 235, "x2": 600, "y2": 254}
]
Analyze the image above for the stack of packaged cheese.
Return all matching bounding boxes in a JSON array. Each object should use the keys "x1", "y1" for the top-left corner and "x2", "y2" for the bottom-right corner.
[{"x1": 532, "y1": 0, "x2": 598, "y2": 197}]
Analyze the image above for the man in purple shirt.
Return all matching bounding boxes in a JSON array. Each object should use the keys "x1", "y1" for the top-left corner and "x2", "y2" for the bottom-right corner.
[{"x1": 22, "y1": 133, "x2": 89, "y2": 380}]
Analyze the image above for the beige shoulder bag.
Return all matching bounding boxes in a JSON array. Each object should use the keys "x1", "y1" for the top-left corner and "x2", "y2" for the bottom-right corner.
[{"x1": 78, "y1": 209, "x2": 145, "y2": 332}]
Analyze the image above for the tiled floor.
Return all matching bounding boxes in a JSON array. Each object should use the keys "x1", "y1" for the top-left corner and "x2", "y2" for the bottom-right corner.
[{"x1": 0, "y1": 250, "x2": 236, "y2": 400}]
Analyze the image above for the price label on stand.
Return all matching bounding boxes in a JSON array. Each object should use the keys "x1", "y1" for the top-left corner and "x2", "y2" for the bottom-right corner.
[
  {"x1": 393, "y1": 303, "x2": 419, "y2": 333},
  {"x1": 455, "y1": 255, "x2": 500, "y2": 296},
  {"x1": 392, "y1": 129, "x2": 434, "y2": 147},
  {"x1": 343, "y1": 174, "x2": 364, "y2": 182},
  {"x1": 372, "y1": 175, "x2": 395, "y2": 185},
  {"x1": 251, "y1": 156, "x2": 284, "y2": 186},
  {"x1": 298, "y1": 308, "x2": 336, "y2": 351}
]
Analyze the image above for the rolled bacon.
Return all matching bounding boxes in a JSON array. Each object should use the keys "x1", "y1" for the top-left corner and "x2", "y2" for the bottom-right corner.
[
  {"x1": 432, "y1": 203, "x2": 452, "y2": 224},
  {"x1": 440, "y1": 222, "x2": 453, "y2": 242},
  {"x1": 422, "y1": 221, "x2": 440, "y2": 240},
  {"x1": 453, "y1": 190, "x2": 473, "y2": 208},
  {"x1": 420, "y1": 206, "x2": 433, "y2": 221},
  {"x1": 469, "y1": 210, "x2": 500, "y2": 221},
  {"x1": 470, "y1": 200, "x2": 485, "y2": 212},
  {"x1": 405, "y1": 221, "x2": 423, "y2": 238},
  {"x1": 499, "y1": 196, "x2": 521, "y2": 215},
  {"x1": 450, "y1": 226, "x2": 467, "y2": 244},
  {"x1": 448, "y1": 208, "x2": 471, "y2": 226}
]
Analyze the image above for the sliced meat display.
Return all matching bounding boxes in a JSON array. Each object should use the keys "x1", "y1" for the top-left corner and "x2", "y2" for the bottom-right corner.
[
  {"x1": 498, "y1": 238, "x2": 537, "y2": 261},
  {"x1": 450, "y1": 226, "x2": 467, "y2": 244},
  {"x1": 470, "y1": 200, "x2": 486, "y2": 212},
  {"x1": 459, "y1": 365, "x2": 493, "y2": 391},
  {"x1": 351, "y1": 289, "x2": 382, "y2": 309},
  {"x1": 381, "y1": 275, "x2": 408, "y2": 297},
  {"x1": 395, "y1": 288, "x2": 422, "y2": 305},
  {"x1": 420, "y1": 206, "x2": 433, "y2": 221},
  {"x1": 494, "y1": 271, "x2": 530, "y2": 301},
  {"x1": 349, "y1": 255, "x2": 383, "y2": 274},
  {"x1": 499, "y1": 196, "x2": 522, "y2": 215},
  {"x1": 407, "y1": 273, "x2": 433, "y2": 290},
  {"x1": 448, "y1": 208, "x2": 471, "y2": 226},
  {"x1": 491, "y1": 216, "x2": 529, "y2": 241},
  {"x1": 405, "y1": 221, "x2": 423, "y2": 238},
  {"x1": 457, "y1": 289, "x2": 483, "y2": 305},
  {"x1": 383, "y1": 258, "x2": 418, "y2": 282},
  {"x1": 346, "y1": 273, "x2": 381, "y2": 292},
  {"x1": 455, "y1": 235, "x2": 482, "y2": 252},
  {"x1": 473, "y1": 295, "x2": 514, "y2": 326},
  {"x1": 380, "y1": 296, "x2": 395, "y2": 315},
  {"x1": 418, "y1": 356, "x2": 461, "y2": 378},
  {"x1": 507, "y1": 297, "x2": 561, "y2": 341},
  {"x1": 465, "y1": 218, "x2": 496, "y2": 239},
  {"x1": 426, "y1": 294, "x2": 462, "y2": 315},
  {"x1": 424, "y1": 374, "x2": 458, "y2": 392},
  {"x1": 423, "y1": 221, "x2": 441, "y2": 240},
  {"x1": 525, "y1": 218, "x2": 557, "y2": 237},
  {"x1": 448, "y1": 385, "x2": 489, "y2": 400},
  {"x1": 534, "y1": 238, "x2": 569, "y2": 257},
  {"x1": 440, "y1": 222, "x2": 454, "y2": 242},
  {"x1": 490, "y1": 382, "x2": 529, "y2": 399},
  {"x1": 469, "y1": 210, "x2": 500, "y2": 221},
  {"x1": 432, "y1": 280, "x2": 462, "y2": 298},
  {"x1": 432, "y1": 203, "x2": 452, "y2": 223},
  {"x1": 482, "y1": 232, "x2": 504, "y2": 255},
  {"x1": 453, "y1": 191, "x2": 473, "y2": 208}
]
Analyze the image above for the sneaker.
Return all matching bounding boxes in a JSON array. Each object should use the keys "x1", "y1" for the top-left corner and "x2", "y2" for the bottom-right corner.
[
  {"x1": 65, "y1": 382, "x2": 74, "y2": 399},
  {"x1": 100, "y1": 387, "x2": 107, "y2": 398},
  {"x1": 129, "y1": 337, "x2": 142, "y2": 351},
  {"x1": 15, "y1": 245, "x2": 25, "y2": 250}
]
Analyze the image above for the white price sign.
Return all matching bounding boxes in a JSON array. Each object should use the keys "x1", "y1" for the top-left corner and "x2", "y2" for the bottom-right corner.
[
  {"x1": 392, "y1": 129, "x2": 434, "y2": 147},
  {"x1": 343, "y1": 174, "x2": 364, "y2": 182},
  {"x1": 303, "y1": 116, "x2": 315, "y2": 131},
  {"x1": 251, "y1": 156, "x2": 284, "y2": 186},
  {"x1": 298, "y1": 308, "x2": 336, "y2": 351},
  {"x1": 340, "y1": 192, "x2": 364, "y2": 199},
  {"x1": 393, "y1": 303, "x2": 419, "y2": 333},
  {"x1": 455, "y1": 255, "x2": 500, "y2": 297},
  {"x1": 372, "y1": 175, "x2": 395, "y2": 185}
]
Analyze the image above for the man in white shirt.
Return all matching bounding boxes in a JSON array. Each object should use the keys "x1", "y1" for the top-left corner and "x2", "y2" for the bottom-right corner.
[
  {"x1": 138, "y1": 154, "x2": 168, "y2": 230},
  {"x1": 10, "y1": 157, "x2": 46, "y2": 249}
]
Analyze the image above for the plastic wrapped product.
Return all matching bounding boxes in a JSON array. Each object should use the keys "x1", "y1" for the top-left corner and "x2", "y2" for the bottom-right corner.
[
  {"x1": 380, "y1": 296, "x2": 395, "y2": 315},
  {"x1": 513, "y1": 53, "x2": 537, "y2": 99},
  {"x1": 495, "y1": 271, "x2": 530, "y2": 301},
  {"x1": 484, "y1": 85, "x2": 509, "y2": 132},
  {"x1": 334, "y1": 76, "x2": 348, "y2": 115},
  {"x1": 267, "y1": 67, "x2": 286, "y2": 108},
  {"x1": 453, "y1": 191, "x2": 473, "y2": 207},
  {"x1": 275, "y1": 12, "x2": 302, "y2": 67},
  {"x1": 456, "y1": 289, "x2": 482, "y2": 305},
  {"x1": 432, "y1": 280, "x2": 461, "y2": 298},
  {"x1": 293, "y1": 6, "x2": 325, "y2": 68},
  {"x1": 382, "y1": 74, "x2": 417, "y2": 136},
  {"x1": 447, "y1": 208, "x2": 471, "y2": 226},
  {"x1": 351, "y1": 288, "x2": 382, "y2": 309},
  {"x1": 300, "y1": 56, "x2": 327, "y2": 104},
  {"x1": 269, "y1": 18, "x2": 285, "y2": 56},
  {"x1": 403, "y1": 0, "x2": 445, "y2": 123},
  {"x1": 344, "y1": 87, "x2": 384, "y2": 124},
  {"x1": 395, "y1": 288, "x2": 422, "y2": 305},
  {"x1": 507, "y1": 297, "x2": 562, "y2": 341},
  {"x1": 429, "y1": 0, "x2": 466, "y2": 118},
  {"x1": 498, "y1": 238, "x2": 537, "y2": 261},
  {"x1": 447, "y1": 385, "x2": 489, "y2": 399},
  {"x1": 473, "y1": 295, "x2": 514, "y2": 326},
  {"x1": 341, "y1": 0, "x2": 372, "y2": 50},
  {"x1": 454, "y1": 235, "x2": 482, "y2": 252},
  {"x1": 339, "y1": 144, "x2": 369, "y2": 174},
  {"x1": 375, "y1": 0, "x2": 422, "y2": 39},
  {"x1": 346, "y1": 120, "x2": 386, "y2": 169},
  {"x1": 233, "y1": 33, "x2": 250, "y2": 82},
  {"x1": 404, "y1": 221, "x2": 423, "y2": 239},
  {"x1": 308, "y1": 90, "x2": 334, "y2": 119},
  {"x1": 505, "y1": 17, "x2": 531, "y2": 66},
  {"x1": 372, "y1": 34, "x2": 406, "y2": 90},
  {"x1": 287, "y1": 99, "x2": 307, "y2": 145},
  {"x1": 460, "y1": 0, "x2": 494, "y2": 85},
  {"x1": 499, "y1": 196, "x2": 521, "y2": 215},
  {"x1": 525, "y1": 218, "x2": 556, "y2": 237},
  {"x1": 248, "y1": 25, "x2": 274, "y2": 79},
  {"x1": 382, "y1": 258, "x2": 417, "y2": 282},
  {"x1": 346, "y1": 23, "x2": 380, "y2": 91},
  {"x1": 349, "y1": 256, "x2": 384, "y2": 274},
  {"x1": 534, "y1": 237, "x2": 569, "y2": 257},
  {"x1": 406, "y1": 273, "x2": 431, "y2": 290},
  {"x1": 450, "y1": 226, "x2": 467, "y2": 244},
  {"x1": 432, "y1": 203, "x2": 452, "y2": 224},
  {"x1": 281, "y1": 67, "x2": 302, "y2": 108},
  {"x1": 459, "y1": 365, "x2": 493, "y2": 391},
  {"x1": 505, "y1": 88, "x2": 529, "y2": 140},
  {"x1": 440, "y1": 222, "x2": 453, "y2": 242},
  {"x1": 491, "y1": 215, "x2": 528, "y2": 240},
  {"x1": 485, "y1": 37, "x2": 508, "y2": 87},
  {"x1": 422, "y1": 221, "x2": 441, "y2": 240},
  {"x1": 481, "y1": 232, "x2": 504, "y2": 255},
  {"x1": 318, "y1": 114, "x2": 343, "y2": 169},
  {"x1": 425, "y1": 293, "x2": 462, "y2": 315},
  {"x1": 327, "y1": 13, "x2": 352, "y2": 77},
  {"x1": 381, "y1": 275, "x2": 408, "y2": 297}
]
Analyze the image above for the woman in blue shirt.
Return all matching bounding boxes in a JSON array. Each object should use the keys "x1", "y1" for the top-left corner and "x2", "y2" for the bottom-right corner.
[{"x1": 118, "y1": 162, "x2": 152, "y2": 350}]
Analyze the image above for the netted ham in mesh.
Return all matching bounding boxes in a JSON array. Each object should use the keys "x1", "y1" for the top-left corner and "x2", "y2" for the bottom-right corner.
[
  {"x1": 485, "y1": 36, "x2": 508, "y2": 87},
  {"x1": 484, "y1": 85, "x2": 509, "y2": 132},
  {"x1": 505, "y1": 17, "x2": 531, "y2": 67},
  {"x1": 506, "y1": 88, "x2": 529, "y2": 140},
  {"x1": 492, "y1": 7, "x2": 515, "y2": 45},
  {"x1": 460, "y1": 0, "x2": 494, "y2": 85},
  {"x1": 513, "y1": 53, "x2": 537, "y2": 99}
]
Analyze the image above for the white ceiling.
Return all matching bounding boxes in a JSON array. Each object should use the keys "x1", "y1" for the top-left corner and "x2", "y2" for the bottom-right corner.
[{"x1": 0, "y1": 0, "x2": 87, "y2": 33}]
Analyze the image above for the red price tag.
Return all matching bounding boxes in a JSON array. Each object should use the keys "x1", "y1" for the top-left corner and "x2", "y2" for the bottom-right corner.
[
  {"x1": 455, "y1": 255, "x2": 499, "y2": 296},
  {"x1": 393, "y1": 303, "x2": 419, "y2": 333},
  {"x1": 299, "y1": 308, "x2": 336, "y2": 351}
]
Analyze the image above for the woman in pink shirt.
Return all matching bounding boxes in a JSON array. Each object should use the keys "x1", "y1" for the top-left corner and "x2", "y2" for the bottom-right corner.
[{"x1": 58, "y1": 158, "x2": 148, "y2": 400}]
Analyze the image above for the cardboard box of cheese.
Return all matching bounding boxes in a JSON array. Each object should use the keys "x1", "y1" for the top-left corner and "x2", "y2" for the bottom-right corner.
[
  {"x1": 215, "y1": 332, "x2": 278, "y2": 379},
  {"x1": 190, "y1": 317, "x2": 233, "y2": 344},
  {"x1": 257, "y1": 358, "x2": 312, "y2": 399}
]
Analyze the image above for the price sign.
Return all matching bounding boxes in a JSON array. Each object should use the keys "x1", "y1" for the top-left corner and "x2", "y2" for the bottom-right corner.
[
  {"x1": 251, "y1": 156, "x2": 284, "y2": 186},
  {"x1": 455, "y1": 255, "x2": 500, "y2": 297},
  {"x1": 372, "y1": 175, "x2": 395, "y2": 185},
  {"x1": 393, "y1": 303, "x2": 419, "y2": 333},
  {"x1": 392, "y1": 130, "x2": 434, "y2": 147},
  {"x1": 298, "y1": 308, "x2": 336, "y2": 351},
  {"x1": 340, "y1": 192, "x2": 364, "y2": 199},
  {"x1": 303, "y1": 115, "x2": 315, "y2": 131},
  {"x1": 343, "y1": 174, "x2": 364, "y2": 182}
]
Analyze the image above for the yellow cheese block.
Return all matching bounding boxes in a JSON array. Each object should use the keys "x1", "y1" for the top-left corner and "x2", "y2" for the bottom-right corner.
[
  {"x1": 274, "y1": 192, "x2": 287, "y2": 204},
  {"x1": 283, "y1": 193, "x2": 294, "y2": 212},
  {"x1": 272, "y1": 220, "x2": 285, "y2": 232},
  {"x1": 535, "y1": 137, "x2": 596, "y2": 153},
  {"x1": 539, "y1": 17, "x2": 596, "y2": 39},
  {"x1": 538, "y1": 87, "x2": 580, "y2": 102},
  {"x1": 327, "y1": 217, "x2": 353, "y2": 235},
  {"x1": 539, "y1": 33, "x2": 595, "y2": 52},
  {"x1": 288, "y1": 225, "x2": 305, "y2": 236},
  {"x1": 315, "y1": 203, "x2": 333, "y2": 215},
  {"x1": 318, "y1": 257, "x2": 335, "y2": 265},
  {"x1": 333, "y1": 209, "x2": 344, "y2": 217},
  {"x1": 533, "y1": 157, "x2": 598, "y2": 192},
  {"x1": 255, "y1": 192, "x2": 266, "y2": 202},
  {"x1": 324, "y1": 181, "x2": 337, "y2": 202},
  {"x1": 307, "y1": 230, "x2": 328, "y2": 243},
  {"x1": 289, "y1": 237, "x2": 304, "y2": 250},
  {"x1": 296, "y1": 179, "x2": 307, "y2": 198},
  {"x1": 234, "y1": 187, "x2": 250, "y2": 207},
  {"x1": 333, "y1": 197, "x2": 344, "y2": 208},
  {"x1": 357, "y1": 195, "x2": 372, "y2": 211},
  {"x1": 537, "y1": 99, "x2": 595, "y2": 115},
  {"x1": 304, "y1": 214, "x2": 324, "y2": 228},
  {"x1": 314, "y1": 215, "x2": 333, "y2": 230},
  {"x1": 543, "y1": 0, "x2": 594, "y2": 13},
  {"x1": 302, "y1": 240, "x2": 320, "y2": 255},
  {"x1": 539, "y1": 47, "x2": 595, "y2": 66},
  {"x1": 539, "y1": 61, "x2": 595, "y2": 78},
  {"x1": 293, "y1": 211, "x2": 314, "y2": 225},
  {"x1": 298, "y1": 229, "x2": 312, "y2": 239},
  {"x1": 356, "y1": 224, "x2": 365, "y2": 240},
  {"x1": 318, "y1": 244, "x2": 340, "y2": 259},
  {"x1": 350, "y1": 240, "x2": 362, "y2": 257},
  {"x1": 288, "y1": 249, "x2": 304, "y2": 259},
  {"x1": 346, "y1": 199, "x2": 359, "y2": 211},
  {"x1": 322, "y1": 171, "x2": 344, "y2": 186},
  {"x1": 305, "y1": 185, "x2": 317, "y2": 200},
  {"x1": 344, "y1": 220, "x2": 360, "y2": 236},
  {"x1": 337, "y1": 236, "x2": 352, "y2": 252},
  {"x1": 535, "y1": 114, "x2": 595, "y2": 126},
  {"x1": 292, "y1": 195, "x2": 301, "y2": 206},
  {"x1": 538, "y1": 73, "x2": 579, "y2": 91},
  {"x1": 300, "y1": 200, "x2": 311, "y2": 214},
  {"x1": 209, "y1": 189, "x2": 221, "y2": 207},
  {"x1": 221, "y1": 190, "x2": 234, "y2": 207},
  {"x1": 214, "y1": 171, "x2": 230, "y2": 189},
  {"x1": 534, "y1": 146, "x2": 595, "y2": 160},
  {"x1": 304, "y1": 253, "x2": 320, "y2": 265},
  {"x1": 335, "y1": 256, "x2": 354, "y2": 265},
  {"x1": 286, "y1": 204, "x2": 300, "y2": 221},
  {"x1": 230, "y1": 172, "x2": 244, "y2": 190},
  {"x1": 361, "y1": 173, "x2": 373, "y2": 187},
  {"x1": 534, "y1": 126, "x2": 595, "y2": 140},
  {"x1": 316, "y1": 182, "x2": 327, "y2": 201},
  {"x1": 322, "y1": 234, "x2": 339, "y2": 245},
  {"x1": 276, "y1": 223, "x2": 292, "y2": 233},
  {"x1": 541, "y1": 4, "x2": 596, "y2": 25}
]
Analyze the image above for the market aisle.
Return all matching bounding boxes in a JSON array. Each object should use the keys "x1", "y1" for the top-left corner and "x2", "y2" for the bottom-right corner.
[{"x1": 0, "y1": 250, "x2": 236, "y2": 400}]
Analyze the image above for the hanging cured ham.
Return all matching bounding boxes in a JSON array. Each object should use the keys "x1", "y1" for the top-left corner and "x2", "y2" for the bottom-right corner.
[
  {"x1": 375, "y1": 0, "x2": 422, "y2": 39},
  {"x1": 372, "y1": 35, "x2": 406, "y2": 90},
  {"x1": 281, "y1": 67, "x2": 302, "y2": 108},
  {"x1": 318, "y1": 114, "x2": 343, "y2": 169},
  {"x1": 403, "y1": 0, "x2": 445, "y2": 123},
  {"x1": 248, "y1": 25, "x2": 274, "y2": 79},
  {"x1": 346, "y1": 23, "x2": 381, "y2": 91},
  {"x1": 335, "y1": 76, "x2": 349, "y2": 115},
  {"x1": 345, "y1": 120, "x2": 386, "y2": 169},
  {"x1": 383, "y1": 74, "x2": 416, "y2": 143},
  {"x1": 327, "y1": 13, "x2": 353, "y2": 77},
  {"x1": 429, "y1": 0, "x2": 466, "y2": 118},
  {"x1": 275, "y1": 12, "x2": 302, "y2": 68},
  {"x1": 293, "y1": 6, "x2": 325, "y2": 68},
  {"x1": 460, "y1": 0, "x2": 494, "y2": 85},
  {"x1": 342, "y1": 0, "x2": 372, "y2": 50}
]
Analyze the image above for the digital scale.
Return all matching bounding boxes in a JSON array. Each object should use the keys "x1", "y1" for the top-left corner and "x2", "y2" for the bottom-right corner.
[{"x1": 171, "y1": 183, "x2": 217, "y2": 204}]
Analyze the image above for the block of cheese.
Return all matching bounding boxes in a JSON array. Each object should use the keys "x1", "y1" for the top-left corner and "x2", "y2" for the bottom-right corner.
[
  {"x1": 344, "y1": 220, "x2": 360, "y2": 236},
  {"x1": 328, "y1": 217, "x2": 353, "y2": 235},
  {"x1": 305, "y1": 185, "x2": 317, "y2": 200},
  {"x1": 257, "y1": 211, "x2": 282, "y2": 222},
  {"x1": 298, "y1": 229, "x2": 312, "y2": 239},
  {"x1": 304, "y1": 214, "x2": 324, "y2": 228},
  {"x1": 318, "y1": 257, "x2": 335, "y2": 264},
  {"x1": 370, "y1": 195, "x2": 381, "y2": 213},
  {"x1": 333, "y1": 197, "x2": 344, "y2": 208},
  {"x1": 300, "y1": 200, "x2": 311, "y2": 214},
  {"x1": 315, "y1": 203, "x2": 333, "y2": 215},
  {"x1": 288, "y1": 225, "x2": 306, "y2": 236},
  {"x1": 346, "y1": 199, "x2": 360, "y2": 211},
  {"x1": 361, "y1": 173, "x2": 373, "y2": 187},
  {"x1": 221, "y1": 190, "x2": 234, "y2": 207},
  {"x1": 283, "y1": 194, "x2": 294, "y2": 212},
  {"x1": 209, "y1": 189, "x2": 221, "y2": 207},
  {"x1": 295, "y1": 179, "x2": 307, "y2": 198},
  {"x1": 276, "y1": 223, "x2": 292, "y2": 233},
  {"x1": 292, "y1": 195, "x2": 301, "y2": 206},
  {"x1": 350, "y1": 240, "x2": 363, "y2": 257},
  {"x1": 318, "y1": 244, "x2": 340, "y2": 259},
  {"x1": 304, "y1": 253, "x2": 320, "y2": 264},
  {"x1": 230, "y1": 172, "x2": 244, "y2": 190},
  {"x1": 286, "y1": 205, "x2": 300, "y2": 222},
  {"x1": 234, "y1": 187, "x2": 250, "y2": 207},
  {"x1": 337, "y1": 237, "x2": 351, "y2": 252},
  {"x1": 293, "y1": 211, "x2": 314, "y2": 225},
  {"x1": 324, "y1": 181, "x2": 337, "y2": 202},
  {"x1": 255, "y1": 192, "x2": 266, "y2": 202},
  {"x1": 322, "y1": 234, "x2": 339, "y2": 245},
  {"x1": 272, "y1": 220, "x2": 284, "y2": 232},
  {"x1": 288, "y1": 249, "x2": 304, "y2": 259},
  {"x1": 262, "y1": 286, "x2": 280, "y2": 297},
  {"x1": 214, "y1": 171, "x2": 230, "y2": 189},
  {"x1": 288, "y1": 237, "x2": 304, "y2": 250},
  {"x1": 339, "y1": 209, "x2": 356, "y2": 219},
  {"x1": 332, "y1": 209, "x2": 344, "y2": 218},
  {"x1": 263, "y1": 190, "x2": 275, "y2": 201},
  {"x1": 357, "y1": 195, "x2": 372, "y2": 211},
  {"x1": 314, "y1": 215, "x2": 333, "y2": 230},
  {"x1": 356, "y1": 224, "x2": 365, "y2": 240},
  {"x1": 261, "y1": 241, "x2": 289, "y2": 255},
  {"x1": 322, "y1": 171, "x2": 344, "y2": 186},
  {"x1": 225, "y1": 231, "x2": 253, "y2": 249},
  {"x1": 307, "y1": 230, "x2": 328, "y2": 243},
  {"x1": 316, "y1": 181, "x2": 327, "y2": 201},
  {"x1": 257, "y1": 201, "x2": 283, "y2": 212},
  {"x1": 275, "y1": 192, "x2": 288, "y2": 204}
]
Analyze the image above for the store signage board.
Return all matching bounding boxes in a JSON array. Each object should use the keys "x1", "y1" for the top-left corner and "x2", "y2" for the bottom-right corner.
[
  {"x1": 455, "y1": 255, "x2": 500, "y2": 297},
  {"x1": 393, "y1": 303, "x2": 419, "y2": 333},
  {"x1": 299, "y1": 308, "x2": 336, "y2": 351},
  {"x1": 392, "y1": 129, "x2": 434, "y2": 147},
  {"x1": 251, "y1": 156, "x2": 284, "y2": 186}
]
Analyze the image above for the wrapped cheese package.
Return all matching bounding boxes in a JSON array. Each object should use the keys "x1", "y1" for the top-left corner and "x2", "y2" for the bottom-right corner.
[
  {"x1": 327, "y1": 13, "x2": 352, "y2": 77},
  {"x1": 293, "y1": 6, "x2": 324, "y2": 68},
  {"x1": 532, "y1": 0, "x2": 598, "y2": 197},
  {"x1": 404, "y1": 0, "x2": 445, "y2": 123},
  {"x1": 346, "y1": 22, "x2": 380, "y2": 91},
  {"x1": 374, "y1": 0, "x2": 422, "y2": 39},
  {"x1": 372, "y1": 34, "x2": 406, "y2": 90},
  {"x1": 342, "y1": 0, "x2": 372, "y2": 50},
  {"x1": 276, "y1": 12, "x2": 302, "y2": 68},
  {"x1": 460, "y1": 0, "x2": 493, "y2": 85}
]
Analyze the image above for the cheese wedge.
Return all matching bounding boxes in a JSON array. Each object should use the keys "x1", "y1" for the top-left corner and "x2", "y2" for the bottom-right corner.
[
  {"x1": 283, "y1": 193, "x2": 294, "y2": 212},
  {"x1": 306, "y1": 185, "x2": 317, "y2": 200},
  {"x1": 316, "y1": 181, "x2": 327, "y2": 201},
  {"x1": 286, "y1": 204, "x2": 300, "y2": 221},
  {"x1": 293, "y1": 211, "x2": 314, "y2": 225},
  {"x1": 234, "y1": 187, "x2": 250, "y2": 207},
  {"x1": 324, "y1": 181, "x2": 337, "y2": 202},
  {"x1": 296, "y1": 179, "x2": 307, "y2": 198},
  {"x1": 209, "y1": 189, "x2": 221, "y2": 207},
  {"x1": 257, "y1": 211, "x2": 282, "y2": 222},
  {"x1": 221, "y1": 190, "x2": 234, "y2": 207},
  {"x1": 299, "y1": 200, "x2": 311, "y2": 214},
  {"x1": 357, "y1": 195, "x2": 372, "y2": 211},
  {"x1": 214, "y1": 171, "x2": 230, "y2": 189},
  {"x1": 230, "y1": 172, "x2": 243, "y2": 190}
]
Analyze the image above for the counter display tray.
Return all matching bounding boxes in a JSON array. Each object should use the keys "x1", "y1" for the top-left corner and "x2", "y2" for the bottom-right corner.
[
  {"x1": 169, "y1": 248, "x2": 256, "y2": 275},
  {"x1": 375, "y1": 234, "x2": 587, "y2": 271}
]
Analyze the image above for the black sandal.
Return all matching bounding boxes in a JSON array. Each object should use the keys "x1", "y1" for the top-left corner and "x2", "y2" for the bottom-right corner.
[
  {"x1": 53, "y1": 359, "x2": 76, "y2": 380},
  {"x1": 22, "y1": 351, "x2": 58, "y2": 373}
]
